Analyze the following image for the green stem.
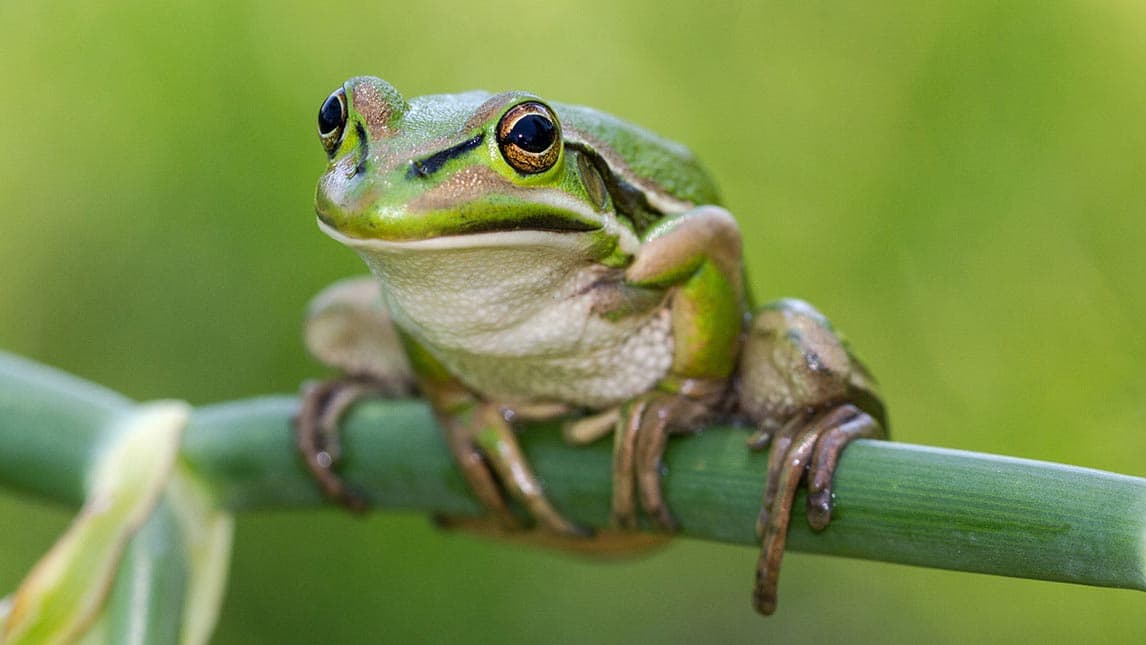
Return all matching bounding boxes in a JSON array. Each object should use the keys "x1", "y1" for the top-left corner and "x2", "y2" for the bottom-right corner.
[{"x1": 2, "y1": 351, "x2": 1145, "y2": 593}]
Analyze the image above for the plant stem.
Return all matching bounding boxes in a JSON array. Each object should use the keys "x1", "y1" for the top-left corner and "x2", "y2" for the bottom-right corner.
[{"x1": 3, "y1": 351, "x2": 1145, "y2": 593}]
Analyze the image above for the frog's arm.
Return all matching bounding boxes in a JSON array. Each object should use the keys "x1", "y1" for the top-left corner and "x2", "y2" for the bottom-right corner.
[
  {"x1": 624, "y1": 205, "x2": 746, "y2": 383},
  {"x1": 601, "y1": 205, "x2": 748, "y2": 531}
]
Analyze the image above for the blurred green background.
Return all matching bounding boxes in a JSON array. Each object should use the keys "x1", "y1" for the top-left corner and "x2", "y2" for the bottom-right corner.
[{"x1": 2, "y1": 1, "x2": 1145, "y2": 642}]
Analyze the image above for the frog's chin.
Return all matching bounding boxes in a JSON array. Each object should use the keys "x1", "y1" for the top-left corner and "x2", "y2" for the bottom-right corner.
[{"x1": 317, "y1": 217, "x2": 601, "y2": 252}]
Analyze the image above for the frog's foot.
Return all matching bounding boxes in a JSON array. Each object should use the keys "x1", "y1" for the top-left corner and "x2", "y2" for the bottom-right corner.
[
  {"x1": 749, "y1": 403, "x2": 884, "y2": 615},
  {"x1": 610, "y1": 391, "x2": 714, "y2": 531},
  {"x1": 443, "y1": 403, "x2": 591, "y2": 537},
  {"x1": 296, "y1": 376, "x2": 396, "y2": 512}
]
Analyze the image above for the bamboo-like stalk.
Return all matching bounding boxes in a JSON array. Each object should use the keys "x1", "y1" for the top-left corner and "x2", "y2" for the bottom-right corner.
[{"x1": 2, "y1": 351, "x2": 1145, "y2": 593}]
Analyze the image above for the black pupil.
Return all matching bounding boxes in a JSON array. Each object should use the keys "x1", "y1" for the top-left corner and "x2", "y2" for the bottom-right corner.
[
  {"x1": 318, "y1": 93, "x2": 345, "y2": 135},
  {"x1": 508, "y1": 113, "x2": 555, "y2": 153}
]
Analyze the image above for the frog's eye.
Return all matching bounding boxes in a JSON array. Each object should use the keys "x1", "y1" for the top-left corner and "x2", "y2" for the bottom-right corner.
[
  {"x1": 318, "y1": 88, "x2": 348, "y2": 156},
  {"x1": 497, "y1": 102, "x2": 561, "y2": 174}
]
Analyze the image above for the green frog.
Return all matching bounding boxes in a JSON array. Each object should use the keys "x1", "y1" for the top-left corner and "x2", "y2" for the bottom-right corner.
[{"x1": 298, "y1": 76, "x2": 887, "y2": 615}]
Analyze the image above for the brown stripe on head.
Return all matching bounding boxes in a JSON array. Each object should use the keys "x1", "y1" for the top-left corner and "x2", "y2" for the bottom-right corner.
[
  {"x1": 349, "y1": 78, "x2": 402, "y2": 141},
  {"x1": 406, "y1": 165, "x2": 508, "y2": 213}
]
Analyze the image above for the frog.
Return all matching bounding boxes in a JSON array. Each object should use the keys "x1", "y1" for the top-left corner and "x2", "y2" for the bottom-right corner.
[{"x1": 297, "y1": 76, "x2": 887, "y2": 615}]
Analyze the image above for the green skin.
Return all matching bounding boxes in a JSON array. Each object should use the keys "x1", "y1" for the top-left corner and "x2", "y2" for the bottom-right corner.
[{"x1": 300, "y1": 76, "x2": 887, "y2": 615}]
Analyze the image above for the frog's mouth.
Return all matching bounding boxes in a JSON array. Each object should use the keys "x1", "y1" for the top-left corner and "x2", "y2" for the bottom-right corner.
[{"x1": 317, "y1": 217, "x2": 614, "y2": 253}]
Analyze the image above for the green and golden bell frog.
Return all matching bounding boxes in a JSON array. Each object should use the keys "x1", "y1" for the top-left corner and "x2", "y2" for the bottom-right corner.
[{"x1": 299, "y1": 76, "x2": 887, "y2": 615}]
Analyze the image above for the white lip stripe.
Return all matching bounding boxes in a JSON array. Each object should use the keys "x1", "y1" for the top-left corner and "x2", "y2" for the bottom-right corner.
[{"x1": 320, "y1": 218, "x2": 594, "y2": 252}]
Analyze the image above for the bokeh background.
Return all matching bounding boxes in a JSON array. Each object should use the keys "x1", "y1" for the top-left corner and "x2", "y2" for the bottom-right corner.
[{"x1": 3, "y1": 1, "x2": 1145, "y2": 642}]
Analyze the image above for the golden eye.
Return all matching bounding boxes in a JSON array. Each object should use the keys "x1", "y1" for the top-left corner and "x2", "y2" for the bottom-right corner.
[
  {"x1": 317, "y1": 87, "x2": 348, "y2": 156},
  {"x1": 496, "y1": 102, "x2": 561, "y2": 174}
]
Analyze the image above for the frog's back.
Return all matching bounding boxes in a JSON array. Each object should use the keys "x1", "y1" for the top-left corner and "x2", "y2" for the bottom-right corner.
[{"x1": 553, "y1": 102, "x2": 722, "y2": 209}]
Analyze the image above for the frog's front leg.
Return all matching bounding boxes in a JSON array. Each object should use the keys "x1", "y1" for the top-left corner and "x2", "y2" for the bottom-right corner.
[
  {"x1": 406, "y1": 340, "x2": 590, "y2": 538},
  {"x1": 737, "y1": 299, "x2": 888, "y2": 615},
  {"x1": 605, "y1": 392, "x2": 715, "y2": 529},
  {"x1": 437, "y1": 396, "x2": 591, "y2": 536},
  {"x1": 606, "y1": 206, "x2": 746, "y2": 529}
]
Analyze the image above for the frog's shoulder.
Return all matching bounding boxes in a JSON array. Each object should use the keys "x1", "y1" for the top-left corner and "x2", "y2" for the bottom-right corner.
[{"x1": 553, "y1": 101, "x2": 721, "y2": 209}]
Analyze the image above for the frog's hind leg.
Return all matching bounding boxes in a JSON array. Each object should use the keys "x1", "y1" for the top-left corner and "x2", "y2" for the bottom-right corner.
[
  {"x1": 737, "y1": 299, "x2": 887, "y2": 615},
  {"x1": 296, "y1": 277, "x2": 418, "y2": 511},
  {"x1": 750, "y1": 403, "x2": 882, "y2": 614}
]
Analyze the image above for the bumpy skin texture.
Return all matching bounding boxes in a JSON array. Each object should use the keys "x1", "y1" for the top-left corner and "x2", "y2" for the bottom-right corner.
[{"x1": 300, "y1": 76, "x2": 887, "y2": 616}]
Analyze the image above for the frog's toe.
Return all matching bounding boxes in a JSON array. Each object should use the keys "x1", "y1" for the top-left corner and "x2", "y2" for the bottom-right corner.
[
  {"x1": 563, "y1": 408, "x2": 620, "y2": 446},
  {"x1": 752, "y1": 412, "x2": 811, "y2": 537},
  {"x1": 804, "y1": 404, "x2": 884, "y2": 531},
  {"x1": 610, "y1": 400, "x2": 642, "y2": 529},
  {"x1": 635, "y1": 403, "x2": 679, "y2": 530},
  {"x1": 753, "y1": 417, "x2": 822, "y2": 615}
]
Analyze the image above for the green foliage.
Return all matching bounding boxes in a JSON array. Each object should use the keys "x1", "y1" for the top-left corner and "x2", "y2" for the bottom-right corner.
[{"x1": 2, "y1": 1, "x2": 1145, "y2": 642}]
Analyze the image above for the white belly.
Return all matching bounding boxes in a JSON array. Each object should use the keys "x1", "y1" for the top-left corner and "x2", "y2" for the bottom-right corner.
[{"x1": 352, "y1": 232, "x2": 674, "y2": 408}]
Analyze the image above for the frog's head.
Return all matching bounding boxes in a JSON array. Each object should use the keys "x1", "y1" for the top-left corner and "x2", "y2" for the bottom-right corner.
[{"x1": 314, "y1": 76, "x2": 633, "y2": 261}]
